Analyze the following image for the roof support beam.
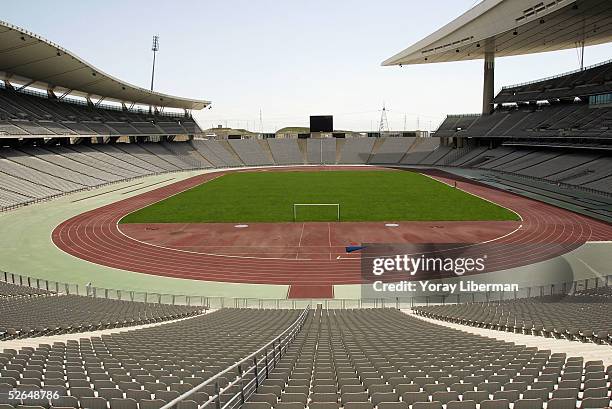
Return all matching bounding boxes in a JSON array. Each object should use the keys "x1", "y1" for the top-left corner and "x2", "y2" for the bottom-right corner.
[
  {"x1": 58, "y1": 89, "x2": 72, "y2": 100},
  {"x1": 2, "y1": 77, "x2": 14, "y2": 90},
  {"x1": 16, "y1": 80, "x2": 35, "y2": 91},
  {"x1": 482, "y1": 52, "x2": 495, "y2": 114}
]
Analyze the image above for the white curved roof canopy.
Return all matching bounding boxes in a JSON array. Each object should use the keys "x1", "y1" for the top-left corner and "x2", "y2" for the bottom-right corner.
[
  {"x1": 383, "y1": 0, "x2": 612, "y2": 66},
  {"x1": 0, "y1": 20, "x2": 210, "y2": 110}
]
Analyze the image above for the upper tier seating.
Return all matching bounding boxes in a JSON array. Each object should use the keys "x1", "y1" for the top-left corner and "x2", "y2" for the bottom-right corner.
[
  {"x1": 0, "y1": 294, "x2": 202, "y2": 340},
  {"x1": 413, "y1": 294, "x2": 612, "y2": 344},
  {"x1": 442, "y1": 102, "x2": 612, "y2": 139},
  {"x1": 0, "y1": 86, "x2": 200, "y2": 137},
  {"x1": 495, "y1": 60, "x2": 612, "y2": 103}
]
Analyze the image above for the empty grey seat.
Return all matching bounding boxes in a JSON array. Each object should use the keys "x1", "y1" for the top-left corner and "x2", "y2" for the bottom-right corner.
[
  {"x1": 109, "y1": 398, "x2": 138, "y2": 409},
  {"x1": 401, "y1": 392, "x2": 429, "y2": 405},
  {"x1": 280, "y1": 393, "x2": 307, "y2": 405},
  {"x1": 463, "y1": 391, "x2": 488, "y2": 403},
  {"x1": 512, "y1": 398, "x2": 543, "y2": 409},
  {"x1": 139, "y1": 400, "x2": 166, "y2": 409},
  {"x1": 309, "y1": 393, "x2": 338, "y2": 403},
  {"x1": 493, "y1": 390, "x2": 519, "y2": 402},
  {"x1": 176, "y1": 400, "x2": 198, "y2": 409},
  {"x1": 341, "y1": 392, "x2": 369, "y2": 403},
  {"x1": 275, "y1": 403, "x2": 305, "y2": 409},
  {"x1": 308, "y1": 403, "x2": 340, "y2": 409},
  {"x1": 479, "y1": 399, "x2": 510, "y2": 409},
  {"x1": 546, "y1": 398, "x2": 577, "y2": 409},
  {"x1": 431, "y1": 391, "x2": 459, "y2": 404},
  {"x1": 412, "y1": 402, "x2": 443, "y2": 409},
  {"x1": 580, "y1": 397, "x2": 611, "y2": 409},
  {"x1": 249, "y1": 394, "x2": 277, "y2": 406},
  {"x1": 522, "y1": 389, "x2": 548, "y2": 401},
  {"x1": 377, "y1": 403, "x2": 409, "y2": 409},
  {"x1": 552, "y1": 389, "x2": 578, "y2": 399},
  {"x1": 313, "y1": 386, "x2": 337, "y2": 394},
  {"x1": 369, "y1": 384, "x2": 394, "y2": 394},
  {"x1": 447, "y1": 401, "x2": 476, "y2": 409},
  {"x1": 371, "y1": 392, "x2": 398, "y2": 405},
  {"x1": 582, "y1": 387, "x2": 608, "y2": 398},
  {"x1": 79, "y1": 397, "x2": 108, "y2": 409},
  {"x1": 344, "y1": 403, "x2": 374, "y2": 409},
  {"x1": 285, "y1": 386, "x2": 309, "y2": 395}
]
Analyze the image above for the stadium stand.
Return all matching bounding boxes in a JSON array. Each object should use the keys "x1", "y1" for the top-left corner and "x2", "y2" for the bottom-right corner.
[
  {"x1": 3, "y1": 59, "x2": 612, "y2": 210},
  {"x1": 576, "y1": 286, "x2": 612, "y2": 298},
  {"x1": 413, "y1": 295, "x2": 612, "y2": 345},
  {"x1": 494, "y1": 60, "x2": 612, "y2": 104},
  {"x1": 0, "y1": 295, "x2": 202, "y2": 340},
  {"x1": 0, "y1": 309, "x2": 300, "y2": 409},
  {"x1": 337, "y1": 138, "x2": 374, "y2": 164},
  {"x1": 439, "y1": 102, "x2": 612, "y2": 139},
  {"x1": 0, "y1": 281, "x2": 48, "y2": 297},
  {"x1": 435, "y1": 115, "x2": 481, "y2": 138},
  {"x1": 243, "y1": 309, "x2": 612, "y2": 409},
  {"x1": 268, "y1": 139, "x2": 303, "y2": 165},
  {"x1": 228, "y1": 139, "x2": 274, "y2": 166},
  {"x1": 197, "y1": 140, "x2": 245, "y2": 167},
  {"x1": 368, "y1": 137, "x2": 415, "y2": 164},
  {"x1": 162, "y1": 142, "x2": 211, "y2": 169},
  {"x1": 306, "y1": 139, "x2": 337, "y2": 164},
  {"x1": 2, "y1": 134, "x2": 610, "y2": 212},
  {"x1": 0, "y1": 85, "x2": 201, "y2": 137},
  {"x1": 400, "y1": 138, "x2": 440, "y2": 165}
]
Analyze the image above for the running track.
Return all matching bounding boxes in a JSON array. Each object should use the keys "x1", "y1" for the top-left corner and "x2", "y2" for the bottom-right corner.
[{"x1": 52, "y1": 167, "x2": 612, "y2": 298}]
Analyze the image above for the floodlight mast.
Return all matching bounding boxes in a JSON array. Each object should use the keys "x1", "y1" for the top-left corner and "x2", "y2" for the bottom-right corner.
[{"x1": 150, "y1": 35, "x2": 159, "y2": 92}]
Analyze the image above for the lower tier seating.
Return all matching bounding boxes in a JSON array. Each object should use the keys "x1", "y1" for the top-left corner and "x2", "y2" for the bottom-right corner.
[
  {"x1": 244, "y1": 309, "x2": 612, "y2": 409},
  {"x1": 412, "y1": 295, "x2": 612, "y2": 344},
  {"x1": 0, "y1": 295, "x2": 203, "y2": 340}
]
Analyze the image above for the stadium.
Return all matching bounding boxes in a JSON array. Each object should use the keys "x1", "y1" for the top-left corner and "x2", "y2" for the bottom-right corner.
[{"x1": 0, "y1": 0, "x2": 611, "y2": 409}]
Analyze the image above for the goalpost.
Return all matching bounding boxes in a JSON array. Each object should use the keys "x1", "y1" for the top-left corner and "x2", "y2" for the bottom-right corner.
[{"x1": 293, "y1": 203, "x2": 340, "y2": 222}]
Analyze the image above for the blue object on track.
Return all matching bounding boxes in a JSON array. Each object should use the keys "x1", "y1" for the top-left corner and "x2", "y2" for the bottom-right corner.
[{"x1": 346, "y1": 245, "x2": 365, "y2": 253}]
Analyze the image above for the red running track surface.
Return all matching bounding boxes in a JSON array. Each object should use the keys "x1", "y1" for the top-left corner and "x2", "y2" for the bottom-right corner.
[{"x1": 52, "y1": 167, "x2": 612, "y2": 298}]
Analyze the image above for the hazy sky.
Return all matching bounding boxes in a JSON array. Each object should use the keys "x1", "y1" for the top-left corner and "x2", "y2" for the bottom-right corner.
[{"x1": 4, "y1": 1, "x2": 612, "y2": 132}]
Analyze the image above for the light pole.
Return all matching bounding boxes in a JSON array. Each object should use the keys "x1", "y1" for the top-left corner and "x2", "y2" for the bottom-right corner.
[{"x1": 150, "y1": 35, "x2": 159, "y2": 91}]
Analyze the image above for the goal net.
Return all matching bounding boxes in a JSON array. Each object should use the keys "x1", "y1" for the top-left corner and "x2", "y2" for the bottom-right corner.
[{"x1": 293, "y1": 203, "x2": 340, "y2": 222}]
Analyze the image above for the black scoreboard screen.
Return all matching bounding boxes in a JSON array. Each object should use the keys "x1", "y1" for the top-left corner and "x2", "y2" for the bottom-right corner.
[{"x1": 310, "y1": 115, "x2": 333, "y2": 133}]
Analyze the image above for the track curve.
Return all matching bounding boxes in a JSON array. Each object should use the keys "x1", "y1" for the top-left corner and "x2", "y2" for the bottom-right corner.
[{"x1": 52, "y1": 167, "x2": 612, "y2": 286}]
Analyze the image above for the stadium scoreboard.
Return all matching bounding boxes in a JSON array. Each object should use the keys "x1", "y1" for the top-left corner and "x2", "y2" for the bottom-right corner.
[{"x1": 310, "y1": 115, "x2": 333, "y2": 133}]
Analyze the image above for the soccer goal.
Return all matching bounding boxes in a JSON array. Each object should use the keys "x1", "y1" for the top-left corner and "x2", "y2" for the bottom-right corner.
[{"x1": 293, "y1": 203, "x2": 340, "y2": 222}]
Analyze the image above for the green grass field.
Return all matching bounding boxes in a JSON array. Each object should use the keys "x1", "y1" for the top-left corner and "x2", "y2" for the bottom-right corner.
[{"x1": 121, "y1": 170, "x2": 519, "y2": 223}]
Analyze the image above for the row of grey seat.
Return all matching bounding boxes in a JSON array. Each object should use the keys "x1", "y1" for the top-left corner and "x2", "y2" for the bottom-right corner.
[
  {"x1": 0, "y1": 86, "x2": 200, "y2": 137},
  {"x1": 0, "y1": 294, "x2": 202, "y2": 340},
  {"x1": 0, "y1": 309, "x2": 301, "y2": 409},
  {"x1": 0, "y1": 281, "x2": 48, "y2": 298},
  {"x1": 243, "y1": 309, "x2": 611, "y2": 409},
  {"x1": 2, "y1": 138, "x2": 610, "y2": 210},
  {"x1": 412, "y1": 294, "x2": 612, "y2": 344}
]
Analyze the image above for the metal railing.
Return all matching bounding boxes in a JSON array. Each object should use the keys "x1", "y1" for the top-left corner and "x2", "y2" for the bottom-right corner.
[
  {"x1": 1, "y1": 270, "x2": 610, "y2": 309},
  {"x1": 160, "y1": 306, "x2": 311, "y2": 409},
  {"x1": 501, "y1": 58, "x2": 612, "y2": 90}
]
